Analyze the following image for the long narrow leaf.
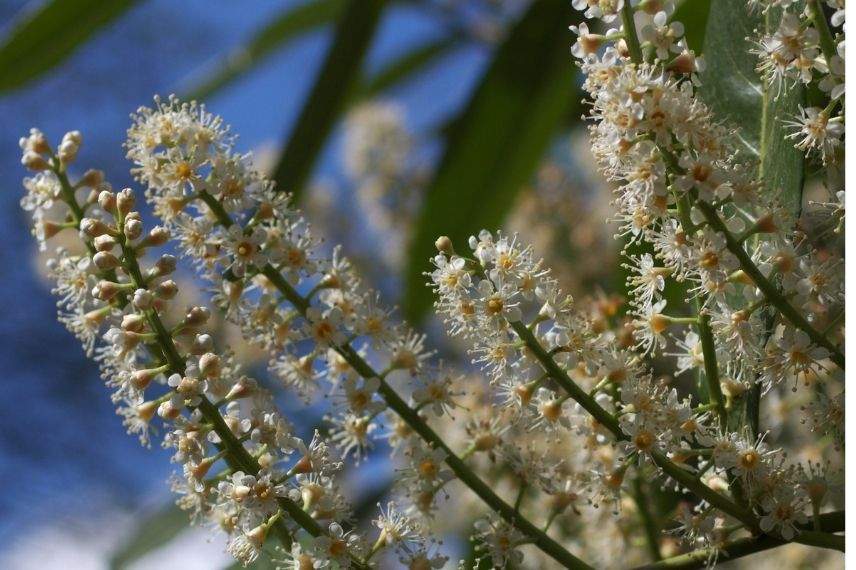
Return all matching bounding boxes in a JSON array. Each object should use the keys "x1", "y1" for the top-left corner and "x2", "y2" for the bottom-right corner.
[
  {"x1": 0, "y1": 0, "x2": 139, "y2": 91},
  {"x1": 403, "y1": 0, "x2": 581, "y2": 321},
  {"x1": 184, "y1": 0, "x2": 346, "y2": 102},
  {"x1": 355, "y1": 36, "x2": 461, "y2": 99},
  {"x1": 271, "y1": 0, "x2": 388, "y2": 201},
  {"x1": 109, "y1": 504, "x2": 188, "y2": 569},
  {"x1": 698, "y1": 0, "x2": 805, "y2": 213}
]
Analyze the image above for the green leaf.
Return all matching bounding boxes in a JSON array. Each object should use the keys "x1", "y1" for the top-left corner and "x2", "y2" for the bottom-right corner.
[
  {"x1": 271, "y1": 0, "x2": 388, "y2": 201},
  {"x1": 673, "y1": 0, "x2": 712, "y2": 53},
  {"x1": 183, "y1": 0, "x2": 346, "y2": 102},
  {"x1": 699, "y1": 0, "x2": 805, "y2": 214},
  {"x1": 354, "y1": 36, "x2": 461, "y2": 99},
  {"x1": 0, "y1": 0, "x2": 139, "y2": 91},
  {"x1": 109, "y1": 504, "x2": 188, "y2": 569},
  {"x1": 402, "y1": 0, "x2": 581, "y2": 322}
]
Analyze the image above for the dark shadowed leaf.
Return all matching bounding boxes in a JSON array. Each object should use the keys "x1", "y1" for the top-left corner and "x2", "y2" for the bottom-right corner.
[
  {"x1": 402, "y1": 0, "x2": 581, "y2": 322},
  {"x1": 0, "y1": 0, "x2": 139, "y2": 91},
  {"x1": 354, "y1": 36, "x2": 461, "y2": 99},
  {"x1": 109, "y1": 504, "x2": 187, "y2": 569},
  {"x1": 699, "y1": 0, "x2": 805, "y2": 213},
  {"x1": 271, "y1": 0, "x2": 388, "y2": 201},
  {"x1": 183, "y1": 0, "x2": 346, "y2": 102},
  {"x1": 674, "y1": 0, "x2": 712, "y2": 53}
]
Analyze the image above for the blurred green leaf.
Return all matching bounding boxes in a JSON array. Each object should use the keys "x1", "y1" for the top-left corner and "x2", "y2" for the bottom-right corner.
[
  {"x1": 109, "y1": 504, "x2": 187, "y2": 569},
  {"x1": 355, "y1": 36, "x2": 461, "y2": 99},
  {"x1": 184, "y1": 0, "x2": 346, "y2": 102},
  {"x1": 674, "y1": 0, "x2": 712, "y2": 53},
  {"x1": 403, "y1": 0, "x2": 581, "y2": 322},
  {"x1": 272, "y1": 0, "x2": 388, "y2": 201},
  {"x1": 699, "y1": 0, "x2": 805, "y2": 213},
  {"x1": 0, "y1": 0, "x2": 139, "y2": 91}
]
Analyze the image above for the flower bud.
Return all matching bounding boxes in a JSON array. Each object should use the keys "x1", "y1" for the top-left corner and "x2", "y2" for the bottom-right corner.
[
  {"x1": 21, "y1": 151, "x2": 49, "y2": 171},
  {"x1": 93, "y1": 251, "x2": 120, "y2": 270},
  {"x1": 225, "y1": 377, "x2": 256, "y2": 401},
  {"x1": 121, "y1": 313, "x2": 146, "y2": 332},
  {"x1": 80, "y1": 169, "x2": 104, "y2": 188},
  {"x1": 154, "y1": 279, "x2": 178, "y2": 299},
  {"x1": 116, "y1": 188, "x2": 135, "y2": 215},
  {"x1": 186, "y1": 307, "x2": 212, "y2": 327},
  {"x1": 142, "y1": 226, "x2": 170, "y2": 247},
  {"x1": 98, "y1": 190, "x2": 116, "y2": 212},
  {"x1": 434, "y1": 235, "x2": 454, "y2": 254},
  {"x1": 81, "y1": 218, "x2": 111, "y2": 238},
  {"x1": 158, "y1": 399, "x2": 182, "y2": 420},
  {"x1": 93, "y1": 234, "x2": 116, "y2": 252},
  {"x1": 131, "y1": 369, "x2": 157, "y2": 390},
  {"x1": 154, "y1": 254, "x2": 177, "y2": 276},
  {"x1": 92, "y1": 280, "x2": 120, "y2": 301},
  {"x1": 124, "y1": 218, "x2": 143, "y2": 240},
  {"x1": 136, "y1": 401, "x2": 158, "y2": 422},
  {"x1": 57, "y1": 139, "x2": 79, "y2": 164},
  {"x1": 133, "y1": 288, "x2": 154, "y2": 310},
  {"x1": 199, "y1": 353, "x2": 222, "y2": 379},
  {"x1": 62, "y1": 130, "x2": 82, "y2": 146},
  {"x1": 192, "y1": 333, "x2": 214, "y2": 354}
]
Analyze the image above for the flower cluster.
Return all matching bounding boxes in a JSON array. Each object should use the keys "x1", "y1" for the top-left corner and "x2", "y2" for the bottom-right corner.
[
  {"x1": 563, "y1": 0, "x2": 844, "y2": 555},
  {"x1": 751, "y1": 0, "x2": 845, "y2": 164},
  {"x1": 19, "y1": 130, "x2": 464, "y2": 568},
  {"x1": 18, "y1": 0, "x2": 846, "y2": 561}
]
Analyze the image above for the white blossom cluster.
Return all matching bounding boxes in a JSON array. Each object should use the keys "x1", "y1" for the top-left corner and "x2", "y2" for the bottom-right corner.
[
  {"x1": 563, "y1": 0, "x2": 844, "y2": 556},
  {"x1": 752, "y1": 0, "x2": 845, "y2": 164},
  {"x1": 16, "y1": 0, "x2": 846, "y2": 563},
  {"x1": 343, "y1": 101, "x2": 425, "y2": 269},
  {"x1": 19, "y1": 130, "x2": 450, "y2": 569}
]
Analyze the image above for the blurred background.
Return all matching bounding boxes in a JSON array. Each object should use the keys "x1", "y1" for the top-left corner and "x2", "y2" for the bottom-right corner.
[{"x1": 0, "y1": 1, "x2": 837, "y2": 569}]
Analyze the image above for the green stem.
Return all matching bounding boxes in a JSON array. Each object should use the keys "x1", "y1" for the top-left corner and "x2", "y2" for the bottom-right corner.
[
  {"x1": 808, "y1": 0, "x2": 837, "y2": 60},
  {"x1": 695, "y1": 201, "x2": 844, "y2": 369},
  {"x1": 509, "y1": 321, "x2": 758, "y2": 529},
  {"x1": 633, "y1": 511, "x2": 844, "y2": 569},
  {"x1": 695, "y1": 305, "x2": 727, "y2": 431},
  {"x1": 633, "y1": 476, "x2": 663, "y2": 562},
  {"x1": 260, "y1": 269, "x2": 591, "y2": 569},
  {"x1": 620, "y1": 3, "x2": 643, "y2": 63}
]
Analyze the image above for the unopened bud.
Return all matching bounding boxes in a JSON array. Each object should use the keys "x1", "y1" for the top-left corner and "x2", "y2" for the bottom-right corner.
[
  {"x1": 124, "y1": 218, "x2": 143, "y2": 240},
  {"x1": 435, "y1": 235, "x2": 454, "y2": 254},
  {"x1": 133, "y1": 288, "x2": 154, "y2": 309},
  {"x1": 93, "y1": 280, "x2": 120, "y2": 301},
  {"x1": 116, "y1": 188, "x2": 135, "y2": 215},
  {"x1": 57, "y1": 139, "x2": 79, "y2": 164},
  {"x1": 186, "y1": 307, "x2": 211, "y2": 327},
  {"x1": 81, "y1": 169, "x2": 104, "y2": 188},
  {"x1": 93, "y1": 251, "x2": 120, "y2": 270},
  {"x1": 192, "y1": 333, "x2": 214, "y2": 354},
  {"x1": 93, "y1": 234, "x2": 116, "y2": 252},
  {"x1": 131, "y1": 369, "x2": 157, "y2": 390},
  {"x1": 158, "y1": 399, "x2": 181, "y2": 420},
  {"x1": 154, "y1": 279, "x2": 178, "y2": 299},
  {"x1": 136, "y1": 401, "x2": 158, "y2": 422},
  {"x1": 154, "y1": 254, "x2": 177, "y2": 276},
  {"x1": 81, "y1": 218, "x2": 111, "y2": 238},
  {"x1": 225, "y1": 377, "x2": 256, "y2": 401},
  {"x1": 142, "y1": 226, "x2": 170, "y2": 247},
  {"x1": 121, "y1": 313, "x2": 146, "y2": 332},
  {"x1": 62, "y1": 130, "x2": 82, "y2": 146},
  {"x1": 98, "y1": 190, "x2": 116, "y2": 212},
  {"x1": 21, "y1": 151, "x2": 49, "y2": 171},
  {"x1": 199, "y1": 353, "x2": 222, "y2": 379}
]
